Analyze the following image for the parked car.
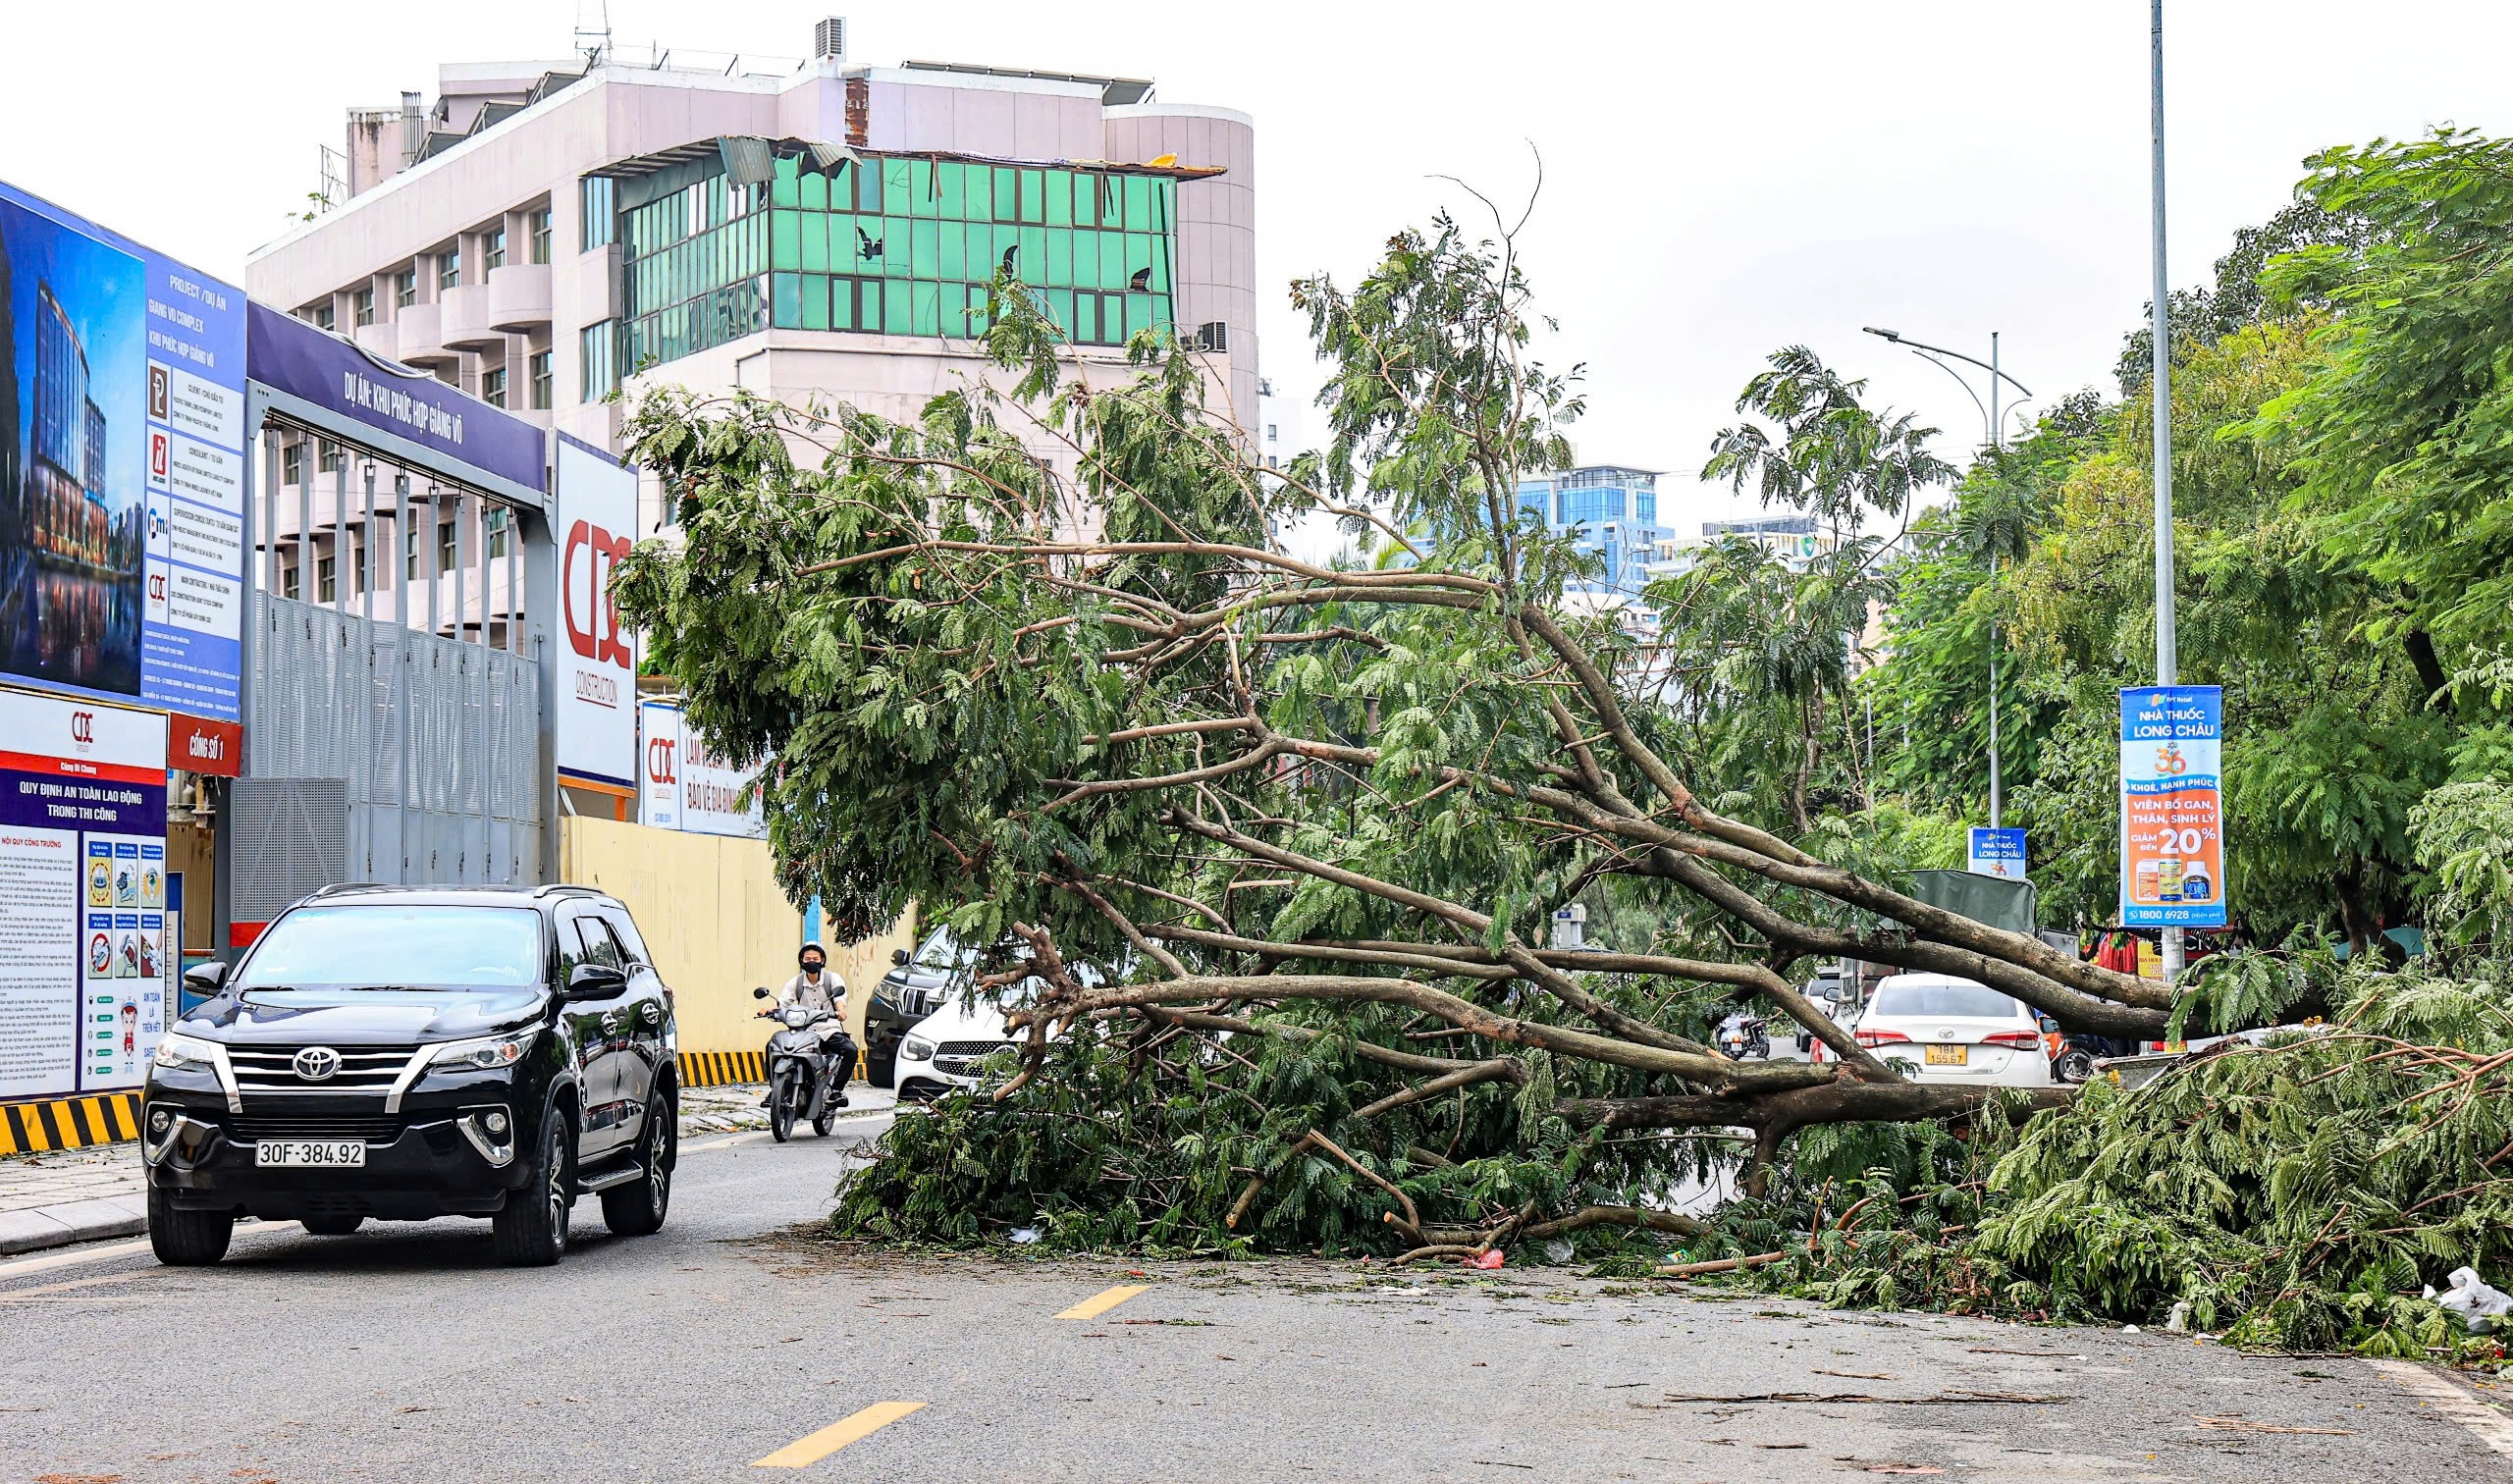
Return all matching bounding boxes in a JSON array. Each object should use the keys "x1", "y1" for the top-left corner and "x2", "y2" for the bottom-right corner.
[
  {"x1": 1812, "y1": 973, "x2": 2053, "y2": 1086},
  {"x1": 893, "y1": 988, "x2": 1022, "y2": 1102},
  {"x1": 861, "y1": 927, "x2": 975, "y2": 1088},
  {"x1": 141, "y1": 884, "x2": 677, "y2": 1268}
]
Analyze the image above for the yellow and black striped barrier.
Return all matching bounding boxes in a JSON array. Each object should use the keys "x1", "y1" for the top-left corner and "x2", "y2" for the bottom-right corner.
[
  {"x1": 677, "y1": 1050, "x2": 766, "y2": 1087},
  {"x1": 1, "y1": 1093, "x2": 142, "y2": 1155},
  {"x1": 2, "y1": 1063, "x2": 766, "y2": 1153}
]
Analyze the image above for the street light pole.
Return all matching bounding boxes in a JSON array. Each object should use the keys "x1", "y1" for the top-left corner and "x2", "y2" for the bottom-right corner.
[
  {"x1": 1860, "y1": 325, "x2": 2032, "y2": 831},
  {"x1": 2150, "y1": 0, "x2": 2182, "y2": 982}
]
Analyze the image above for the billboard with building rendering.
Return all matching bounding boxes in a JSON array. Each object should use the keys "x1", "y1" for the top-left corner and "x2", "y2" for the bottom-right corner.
[{"x1": 0, "y1": 181, "x2": 246, "y2": 720}]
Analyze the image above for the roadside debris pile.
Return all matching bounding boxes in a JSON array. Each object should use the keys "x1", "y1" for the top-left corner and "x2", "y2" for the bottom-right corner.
[{"x1": 1716, "y1": 965, "x2": 2513, "y2": 1360}]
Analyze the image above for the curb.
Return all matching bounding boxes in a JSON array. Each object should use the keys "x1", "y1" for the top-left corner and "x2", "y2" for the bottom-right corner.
[{"x1": 0, "y1": 1194, "x2": 148, "y2": 1256}]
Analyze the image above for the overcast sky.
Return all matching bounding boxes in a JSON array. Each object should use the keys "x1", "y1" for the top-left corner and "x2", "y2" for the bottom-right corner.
[{"x1": 5, "y1": 2, "x2": 2505, "y2": 543}]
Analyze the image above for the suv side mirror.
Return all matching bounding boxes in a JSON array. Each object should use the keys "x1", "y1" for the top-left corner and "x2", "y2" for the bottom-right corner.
[
  {"x1": 891, "y1": 948, "x2": 911, "y2": 967},
  {"x1": 183, "y1": 961, "x2": 229, "y2": 993},
  {"x1": 567, "y1": 963, "x2": 628, "y2": 999},
  {"x1": 752, "y1": 985, "x2": 774, "y2": 1000}
]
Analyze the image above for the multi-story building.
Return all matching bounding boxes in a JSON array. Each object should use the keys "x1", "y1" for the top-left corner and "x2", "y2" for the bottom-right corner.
[
  {"x1": 1514, "y1": 465, "x2": 1664, "y2": 594},
  {"x1": 243, "y1": 24, "x2": 1256, "y2": 617}
]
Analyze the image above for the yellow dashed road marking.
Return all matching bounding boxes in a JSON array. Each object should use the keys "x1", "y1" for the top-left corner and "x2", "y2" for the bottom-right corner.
[
  {"x1": 1055, "y1": 1283, "x2": 1150, "y2": 1321},
  {"x1": 752, "y1": 1401, "x2": 926, "y2": 1467}
]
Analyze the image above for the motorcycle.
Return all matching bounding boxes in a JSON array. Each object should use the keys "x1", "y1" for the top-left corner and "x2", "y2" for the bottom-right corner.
[
  {"x1": 1716, "y1": 1009, "x2": 1771, "y2": 1060},
  {"x1": 2038, "y1": 1015, "x2": 2121, "y2": 1085},
  {"x1": 752, "y1": 986, "x2": 857, "y2": 1141}
]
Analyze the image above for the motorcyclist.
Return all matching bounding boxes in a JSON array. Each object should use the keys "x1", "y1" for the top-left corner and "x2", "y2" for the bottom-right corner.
[{"x1": 761, "y1": 941, "x2": 853, "y2": 1108}]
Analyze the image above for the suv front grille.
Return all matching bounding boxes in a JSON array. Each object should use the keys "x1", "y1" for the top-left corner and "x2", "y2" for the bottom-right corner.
[
  {"x1": 228, "y1": 1044, "x2": 420, "y2": 1097},
  {"x1": 935, "y1": 1040, "x2": 1013, "y2": 1057},
  {"x1": 932, "y1": 1040, "x2": 1013, "y2": 1076},
  {"x1": 228, "y1": 1113, "x2": 405, "y2": 1142}
]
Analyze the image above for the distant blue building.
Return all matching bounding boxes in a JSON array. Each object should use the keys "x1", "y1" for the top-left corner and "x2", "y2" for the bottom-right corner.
[{"x1": 1514, "y1": 465, "x2": 1664, "y2": 593}]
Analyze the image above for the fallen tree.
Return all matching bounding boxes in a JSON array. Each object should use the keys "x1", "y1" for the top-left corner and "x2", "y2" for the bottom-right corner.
[{"x1": 615, "y1": 210, "x2": 2216, "y2": 1258}]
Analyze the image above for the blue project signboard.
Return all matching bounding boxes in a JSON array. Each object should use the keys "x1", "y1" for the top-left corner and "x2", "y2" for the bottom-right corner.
[
  {"x1": 2119, "y1": 685, "x2": 2227, "y2": 928},
  {"x1": 0, "y1": 181, "x2": 247, "y2": 720},
  {"x1": 1966, "y1": 826, "x2": 2026, "y2": 880}
]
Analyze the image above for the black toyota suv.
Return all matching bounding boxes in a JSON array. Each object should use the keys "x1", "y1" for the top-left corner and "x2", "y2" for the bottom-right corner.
[{"x1": 142, "y1": 884, "x2": 677, "y2": 1268}]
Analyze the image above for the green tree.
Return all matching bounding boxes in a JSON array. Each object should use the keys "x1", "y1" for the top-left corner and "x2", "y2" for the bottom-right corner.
[{"x1": 614, "y1": 223, "x2": 2177, "y2": 1253}]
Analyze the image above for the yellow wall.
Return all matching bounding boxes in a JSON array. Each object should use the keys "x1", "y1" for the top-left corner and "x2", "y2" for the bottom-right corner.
[{"x1": 558, "y1": 817, "x2": 917, "y2": 1055}]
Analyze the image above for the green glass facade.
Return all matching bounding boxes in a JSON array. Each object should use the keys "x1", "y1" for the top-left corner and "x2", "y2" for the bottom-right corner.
[{"x1": 615, "y1": 152, "x2": 1178, "y2": 374}]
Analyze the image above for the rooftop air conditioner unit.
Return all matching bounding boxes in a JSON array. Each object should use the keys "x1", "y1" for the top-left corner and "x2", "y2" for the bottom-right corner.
[{"x1": 814, "y1": 17, "x2": 848, "y2": 63}]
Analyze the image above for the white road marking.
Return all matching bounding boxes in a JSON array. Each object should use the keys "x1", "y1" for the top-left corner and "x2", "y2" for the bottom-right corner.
[{"x1": 2367, "y1": 1358, "x2": 2513, "y2": 1457}]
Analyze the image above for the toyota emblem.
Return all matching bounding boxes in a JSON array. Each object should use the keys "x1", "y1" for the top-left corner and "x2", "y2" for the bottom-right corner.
[
  {"x1": 1936, "y1": 1028, "x2": 1957, "y2": 1040},
  {"x1": 293, "y1": 1046, "x2": 342, "y2": 1081}
]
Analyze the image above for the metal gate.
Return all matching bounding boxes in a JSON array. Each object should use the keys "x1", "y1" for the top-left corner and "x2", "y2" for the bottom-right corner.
[{"x1": 230, "y1": 591, "x2": 541, "y2": 924}]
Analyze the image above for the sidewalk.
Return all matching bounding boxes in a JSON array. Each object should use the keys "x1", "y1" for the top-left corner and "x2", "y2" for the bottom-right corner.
[{"x1": 0, "y1": 1083, "x2": 898, "y2": 1257}]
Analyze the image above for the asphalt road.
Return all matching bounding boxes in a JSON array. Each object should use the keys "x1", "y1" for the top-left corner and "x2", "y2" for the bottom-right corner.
[{"x1": 4, "y1": 1120, "x2": 2508, "y2": 1483}]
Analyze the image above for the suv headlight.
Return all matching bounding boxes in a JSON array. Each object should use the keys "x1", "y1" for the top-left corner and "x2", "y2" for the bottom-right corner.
[
  {"x1": 428, "y1": 1028, "x2": 540, "y2": 1073},
  {"x1": 902, "y1": 1035, "x2": 936, "y2": 1062},
  {"x1": 152, "y1": 1032, "x2": 223, "y2": 1072}
]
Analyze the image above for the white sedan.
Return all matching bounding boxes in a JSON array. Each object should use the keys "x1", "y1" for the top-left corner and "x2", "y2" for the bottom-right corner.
[{"x1": 1814, "y1": 973, "x2": 2054, "y2": 1086}]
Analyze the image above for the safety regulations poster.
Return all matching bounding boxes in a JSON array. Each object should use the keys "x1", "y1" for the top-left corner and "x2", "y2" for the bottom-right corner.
[
  {"x1": 2118, "y1": 685, "x2": 2227, "y2": 928},
  {"x1": 0, "y1": 688, "x2": 168, "y2": 1095}
]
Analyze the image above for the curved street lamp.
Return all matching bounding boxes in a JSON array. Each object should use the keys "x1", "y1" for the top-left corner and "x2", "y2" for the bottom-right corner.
[{"x1": 1861, "y1": 326, "x2": 2033, "y2": 831}]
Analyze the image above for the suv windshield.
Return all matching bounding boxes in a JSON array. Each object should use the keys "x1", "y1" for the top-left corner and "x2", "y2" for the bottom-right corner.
[
  {"x1": 910, "y1": 927, "x2": 976, "y2": 976},
  {"x1": 1869, "y1": 980, "x2": 2021, "y2": 1020},
  {"x1": 237, "y1": 905, "x2": 542, "y2": 989}
]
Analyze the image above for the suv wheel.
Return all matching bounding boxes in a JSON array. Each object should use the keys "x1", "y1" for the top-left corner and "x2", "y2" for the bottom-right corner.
[
  {"x1": 146, "y1": 1184, "x2": 233, "y2": 1266},
  {"x1": 601, "y1": 1091, "x2": 674, "y2": 1237},
  {"x1": 493, "y1": 1110, "x2": 573, "y2": 1266}
]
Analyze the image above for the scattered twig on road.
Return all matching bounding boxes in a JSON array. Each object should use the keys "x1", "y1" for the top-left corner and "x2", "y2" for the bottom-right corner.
[
  {"x1": 1655, "y1": 1250, "x2": 1791, "y2": 1277},
  {"x1": 1646, "y1": 1390, "x2": 2063, "y2": 1405},
  {"x1": 2188, "y1": 1415, "x2": 2355, "y2": 1436},
  {"x1": 1812, "y1": 1369, "x2": 1896, "y2": 1380}
]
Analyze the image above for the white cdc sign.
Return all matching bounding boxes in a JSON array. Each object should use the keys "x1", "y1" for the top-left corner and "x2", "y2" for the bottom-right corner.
[
  {"x1": 637, "y1": 700, "x2": 765, "y2": 839},
  {"x1": 554, "y1": 435, "x2": 638, "y2": 792}
]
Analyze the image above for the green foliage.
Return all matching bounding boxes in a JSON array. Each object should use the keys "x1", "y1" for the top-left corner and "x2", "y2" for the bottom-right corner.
[
  {"x1": 1750, "y1": 968, "x2": 2513, "y2": 1357},
  {"x1": 831, "y1": 990, "x2": 1724, "y2": 1261}
]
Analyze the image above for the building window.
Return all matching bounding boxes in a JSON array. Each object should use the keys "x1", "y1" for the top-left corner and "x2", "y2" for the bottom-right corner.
[
  {"x1": 439, "y1": 519, "x2": 457, "y2": 574},
  {"x1": 529, "y1": 209, "x2": 553, "y2": 264},
  {"x1": 438, "y1": 248, "x2": 460, "y2": 292},
  {"x1": 353, "y1": 288, "x2": 375, "y2": 326},
  {"x1": 484, "y1": 506, "x2": 510, "y2": 559},
  {"x1": 317, "y1": 552, "x2": 336, "y2": 604},
  {"x1": 394, "y1": 270, "x2": 416, "y2": 309},
  {"x1": 405, "y1": 507, "x2": 424, "y2": 581},
  {"x1": 311, "y1": 302, "x2": 336, "y2": 332},
  {"x1": 578, "y1": 325, "x2": 617, "y2": 402},
  {"x1": 481, "y1": 365, "x2": 508, "y2": 408},
  {"x1": 618, "y1": 151, "x2": 1179, "y2": 372},
  {"x1": 483, "y1": 228, "x2": 506, "y2": 272},
  {"x1": 317, "y1": 441, "x2": 344, "y2": 474},
  {"x1": 282, "y1": 441, "x2": 305, "y2": 487},
  {"x1": 581, "y1": 176, "x2": 616, "y2": 250},
  {"x1": 281, "y1": 554, "x2": 301, "y2": 601},
  {"x1": 530, "y1": 349, "x2": 554, "y2": 409}
]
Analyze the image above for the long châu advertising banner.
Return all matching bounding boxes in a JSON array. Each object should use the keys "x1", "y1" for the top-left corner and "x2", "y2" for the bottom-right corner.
[{"x1": 2119, "y1": 684, "x2": 2227, "y2": 928}]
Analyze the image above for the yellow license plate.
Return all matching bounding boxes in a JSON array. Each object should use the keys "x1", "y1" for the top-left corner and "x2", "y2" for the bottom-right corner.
[{"x1": 1924, "y1": 1044, "x2": 1968, "y2": 1066}]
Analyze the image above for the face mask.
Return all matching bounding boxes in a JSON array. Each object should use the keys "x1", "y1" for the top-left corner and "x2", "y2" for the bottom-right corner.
[{"x1": 802, "y1": 962, "x2": 825, "y2": 977}]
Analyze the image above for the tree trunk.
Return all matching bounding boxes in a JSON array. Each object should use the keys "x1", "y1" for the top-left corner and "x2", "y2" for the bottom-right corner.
[
  {"x1": 2335, "y1": 861, "x2": 2379, "y2": 959},
  {"x1": 2404, "y1": 628, "x2": 2449, "y2": 709}
]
